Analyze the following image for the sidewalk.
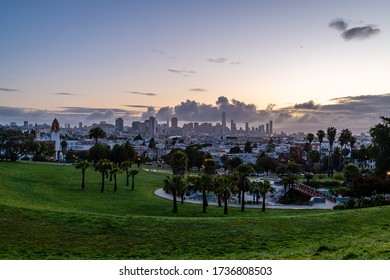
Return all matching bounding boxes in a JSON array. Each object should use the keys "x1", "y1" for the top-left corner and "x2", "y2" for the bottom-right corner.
[{"x1": 154, "y1": 188, "x2": 336, "y2": 210}]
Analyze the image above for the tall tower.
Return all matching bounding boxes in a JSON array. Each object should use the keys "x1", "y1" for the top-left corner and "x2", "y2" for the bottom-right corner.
[
  {"x1": 149, "y1": 116, "x2": 157, "y2": 138},
  {"x1": 221, "y1": 112, "x2": 226, "y2": 139},
  {"x1": 269, "y1": 120, "x2": 273, "y2": 135},
  {"x1": 115, "y1": 118, "x2": 124, "y2": 132},
  {"x1": 171, "y1": 117, "x2": 178, "y2": 128}
]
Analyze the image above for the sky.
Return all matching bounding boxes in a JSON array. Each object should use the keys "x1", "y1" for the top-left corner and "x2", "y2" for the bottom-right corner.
[{"x1": 1, "y1": 0, "x2": 389, "y2": 133}]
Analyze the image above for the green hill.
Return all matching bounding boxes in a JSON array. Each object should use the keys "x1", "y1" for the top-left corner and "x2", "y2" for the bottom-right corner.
[{"x1": 0, "y1": 161, "x2": 389, "y2": 259}]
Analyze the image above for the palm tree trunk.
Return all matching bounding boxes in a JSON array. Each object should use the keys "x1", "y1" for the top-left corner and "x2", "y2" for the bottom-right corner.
[
  {"x1": 101, "y1": 172, "x2": 105, "y2": 193},
  {"x1": 113, "y1": 174, "x2": 117, "y2": 192},
  {"x1": 126, "y1": 170, "x2": 129, "y2": 186},
  {"x1": 262, "y1": 196, "x2": 266, "y2": 212},
  {"x1": 224, "y1": 196, "x2": 228, "y2": 215},
  {"x1": 131, "y1": 176, "x2": 135, "y2": 190},
  {"x1": 241, "y1": 189, "x2": 245, "y2": 211},
  {"x1": 202, "y1": 190, "x2": 207, "y2": 213},
  {"x1": 218, "y1": 194, "x2": 222, "y2": 207}
]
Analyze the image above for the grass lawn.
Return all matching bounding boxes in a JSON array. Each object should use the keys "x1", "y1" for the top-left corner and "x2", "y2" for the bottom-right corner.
[{"x1": 0, "y1": 161, "x2": 389, "y2": 259}]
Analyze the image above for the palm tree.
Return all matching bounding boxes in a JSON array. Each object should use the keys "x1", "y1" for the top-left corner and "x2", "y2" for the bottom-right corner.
[
  {"x1": 327, "y1": 127, "x2": 337, "y2": 177},
  {"x1": 214, "y1": 175, "x2": 236, "y2": 214},
  {"x1": 163, "y1": 175, "x2": 186, "y2": 213},
  {"x1": 306, "y1": 133, "x2": 314, "y2": 150},
  {"x1": 339, "y1": 128, "x2": 352, "y2": 166},
  {"x1": 187, "y1": 174, "x2": 213, "y2": 213},
  {"x1": 279, "y1": 175, "x2": 290, "y2": 198},
  {"x1": 89, "y1": 126, "x2": 107, "y2": 144},
  {"x1": 109, "y1": 164, "x2": 121, "y2": 192},
  {"x1": 258, "y1": 180, "x2": 275, "y2": 212},
  {"x1": 128, "y1": 169, "x2": 139, "y2": 191},
  {"x1": 121, "y1": 160, "x2": 133, "y2": 186},
  {"x1": 169, "y1": 150, "x2": 189, "y2": 175},
  {"x1": 95, "y1": 159, "x2": 111, "y2": 193},
  {"x1": 316, "y1": 129, "x2": 325, "y2": 164},
  {"x1": 75, "y1": 160, "x2": 90, "y2": 191},
  {"x1": 236, "y1": 164, "x2": 254, "y2": 211}
]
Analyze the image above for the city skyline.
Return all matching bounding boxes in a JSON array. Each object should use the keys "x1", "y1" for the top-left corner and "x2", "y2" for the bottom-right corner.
[{"x1": 1, "y1": 0, "x2": 390, "y2": 133}]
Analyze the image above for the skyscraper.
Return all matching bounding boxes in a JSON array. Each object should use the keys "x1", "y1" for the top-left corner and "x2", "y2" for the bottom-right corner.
[
  {"x1": 269, "y1": 120, "x2": 273, "y2": 135},
  {"x1": 115, "y1": 118, "x2": 124, "y2": 132},
  {"x1": 149, "y1": 116, "x2": 157, "y2": 138},
  {"x1": 171, "y1": 117, "x2": 178, "y2": 128}
]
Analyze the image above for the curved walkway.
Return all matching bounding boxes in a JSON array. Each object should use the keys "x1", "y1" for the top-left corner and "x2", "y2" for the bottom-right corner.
[{"x1": 154, "y1": 188, "x2": 336, "y2": 210}]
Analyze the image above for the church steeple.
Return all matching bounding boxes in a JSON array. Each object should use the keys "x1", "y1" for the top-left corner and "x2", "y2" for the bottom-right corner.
[{"x1": 51, "y1": 118, "x2": 60, "y2": 133}]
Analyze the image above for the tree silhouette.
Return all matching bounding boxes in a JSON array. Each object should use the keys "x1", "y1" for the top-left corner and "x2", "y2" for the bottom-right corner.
[{"x1": 75, "y1": 160, "x2": 90, "y2": 191}]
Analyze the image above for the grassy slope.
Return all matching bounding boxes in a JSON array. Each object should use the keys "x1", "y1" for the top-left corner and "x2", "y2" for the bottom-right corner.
[{"x1": 0, "y1": 162, "x2": 389, "y2": 260}]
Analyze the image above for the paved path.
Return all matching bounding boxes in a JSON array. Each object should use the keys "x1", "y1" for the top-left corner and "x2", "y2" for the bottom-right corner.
[{"x1": 154, "y1": 188, "x2": 336, "y2": 210}]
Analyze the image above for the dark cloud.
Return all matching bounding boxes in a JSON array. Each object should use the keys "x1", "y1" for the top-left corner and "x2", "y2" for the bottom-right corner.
[
  {"x1": 0, "y1": 88, "x2": 20, "y2": 92},
  {"x1": 329, "y1": 18, "x2": 348, "y2": 31},
  {"x1": 123, "y1": 105, "x2": 151, "y2": 108},
  {"x1": 127, "y1": 91, "x2": 157, "y2": 96},
  {"x1": 59, "y1": 107, "x2": 128, "y2": 114},
  {"x1": 189, "y1": 88, "x2": 207, "y2": 92},
  {"x1": 329, "y1": 18, "x2": 381, "y2": 40},
  {"x1": 141, "y1": 107, "x2": 156, "y2": 120},
  {"x1": 151, "y1": 49, "x2": 164, "y2": 55},
  {"x1": 342, "y1": 26, "x2": 380, "y2": 40},
  {"x1": 207, "y1": 57, "x2": 228, "y2": 63},
  {"x1": 293, "y1": 100, "x2": 320, "y2": 110},
  {"x1": 168, "y1": 69, "x2": 196, "y2": 77},
  {"x1": 156, "y1": 106, "x2": 174, "y2": 120},
  {"x1": 230, "y1": 61, "x2": 241, "y2": 65},
  {"x1": 54, "y1": 92, "x2": 75, "y2": 96}
]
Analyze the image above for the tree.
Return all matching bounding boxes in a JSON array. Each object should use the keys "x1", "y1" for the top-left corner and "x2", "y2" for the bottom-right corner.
[
  {"x1": 256, "y1": 152, "x2": 276, "y2": 176},
  {"x1": 123, "y1": 141, "x2": 137, "y2": 162},
  {"x1": 343, "y1": 163, "x2": 360, "y2": 187},
  {"x1": 89, "y1": 126, "x2": 106, "y2": 144},
  {"x1": 60, "y1": 140, "x2": 67, "y2": 161},
  {"x1": 244, "y1": 141, "x2": 252, "y2": 153},
  {"x1": 121, "y1": 160, "x2": 133, "y2": 186},
  {"x1": 228, "y1": 157, "x2": 243, "y2": 170},
  {"x1": 203, "y1": 158, "x2": 218, "y2": 175},
  {"x1": 185, "y1": 146, "x2": 205, "y2": 171},
  {"x1": 128, "y1": 169, "x2": 139, "y2": 191},
  {"x1": 327, "y1": 127, "x2": 337, "y2": 177},
  {"x1": 316, "y1": 129, "x2": 325, "y2": 164},
  {"x1": 236, "y1": 164, "x2": 254, "y2": 211},
  {"x1": 110, "y1": 144, "x2": 127, "y2": 164},
  {"x1": 304, "y1": 173, "x2": 314, "y2": 184},
  {"x1": 88, "y1": 143, "x2": 110, "y2": 163},
  {"x1": 266, "y1": 137, "x2": 275, "y2": 153},
  {"x1": 168, "y1": 150, "x2": 189, "y2": 175},
  {"x1": 214, "y1": 175, "x2": 236, "y2": 214},
  {"x1": 339, "y1": 128, "x2": 352, "y2": 167},
  {"x1": 187, "y1": 174, "x2": 213, "y2": 213},
  {"x1": 163, "y1": 175, "x2": 186, "y2": 213},
  {"x1": 75, "y1": 160, "x2": 90, "y2": 191},
  {"x1": 306, "y1": 133, "x2": 314, "y2": 150},
  {"x1": 257, "y1": 180, "x2": 275, "y2": 212},
  {"x1": 229, "y1": 145, "x2": 241, "y2": 154},
  {"x1": 0, "y1": 129, "x2": 35, "y2": 161},
  {"x1": 94, "y1": 159, "x2": 111, "y2": 193},
  {"x1": 369, "y1": 116, "x2": 390, "y2": 177},
  {"x1": 109, "y1": 164, "x2": 121, "y2": 192}
]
